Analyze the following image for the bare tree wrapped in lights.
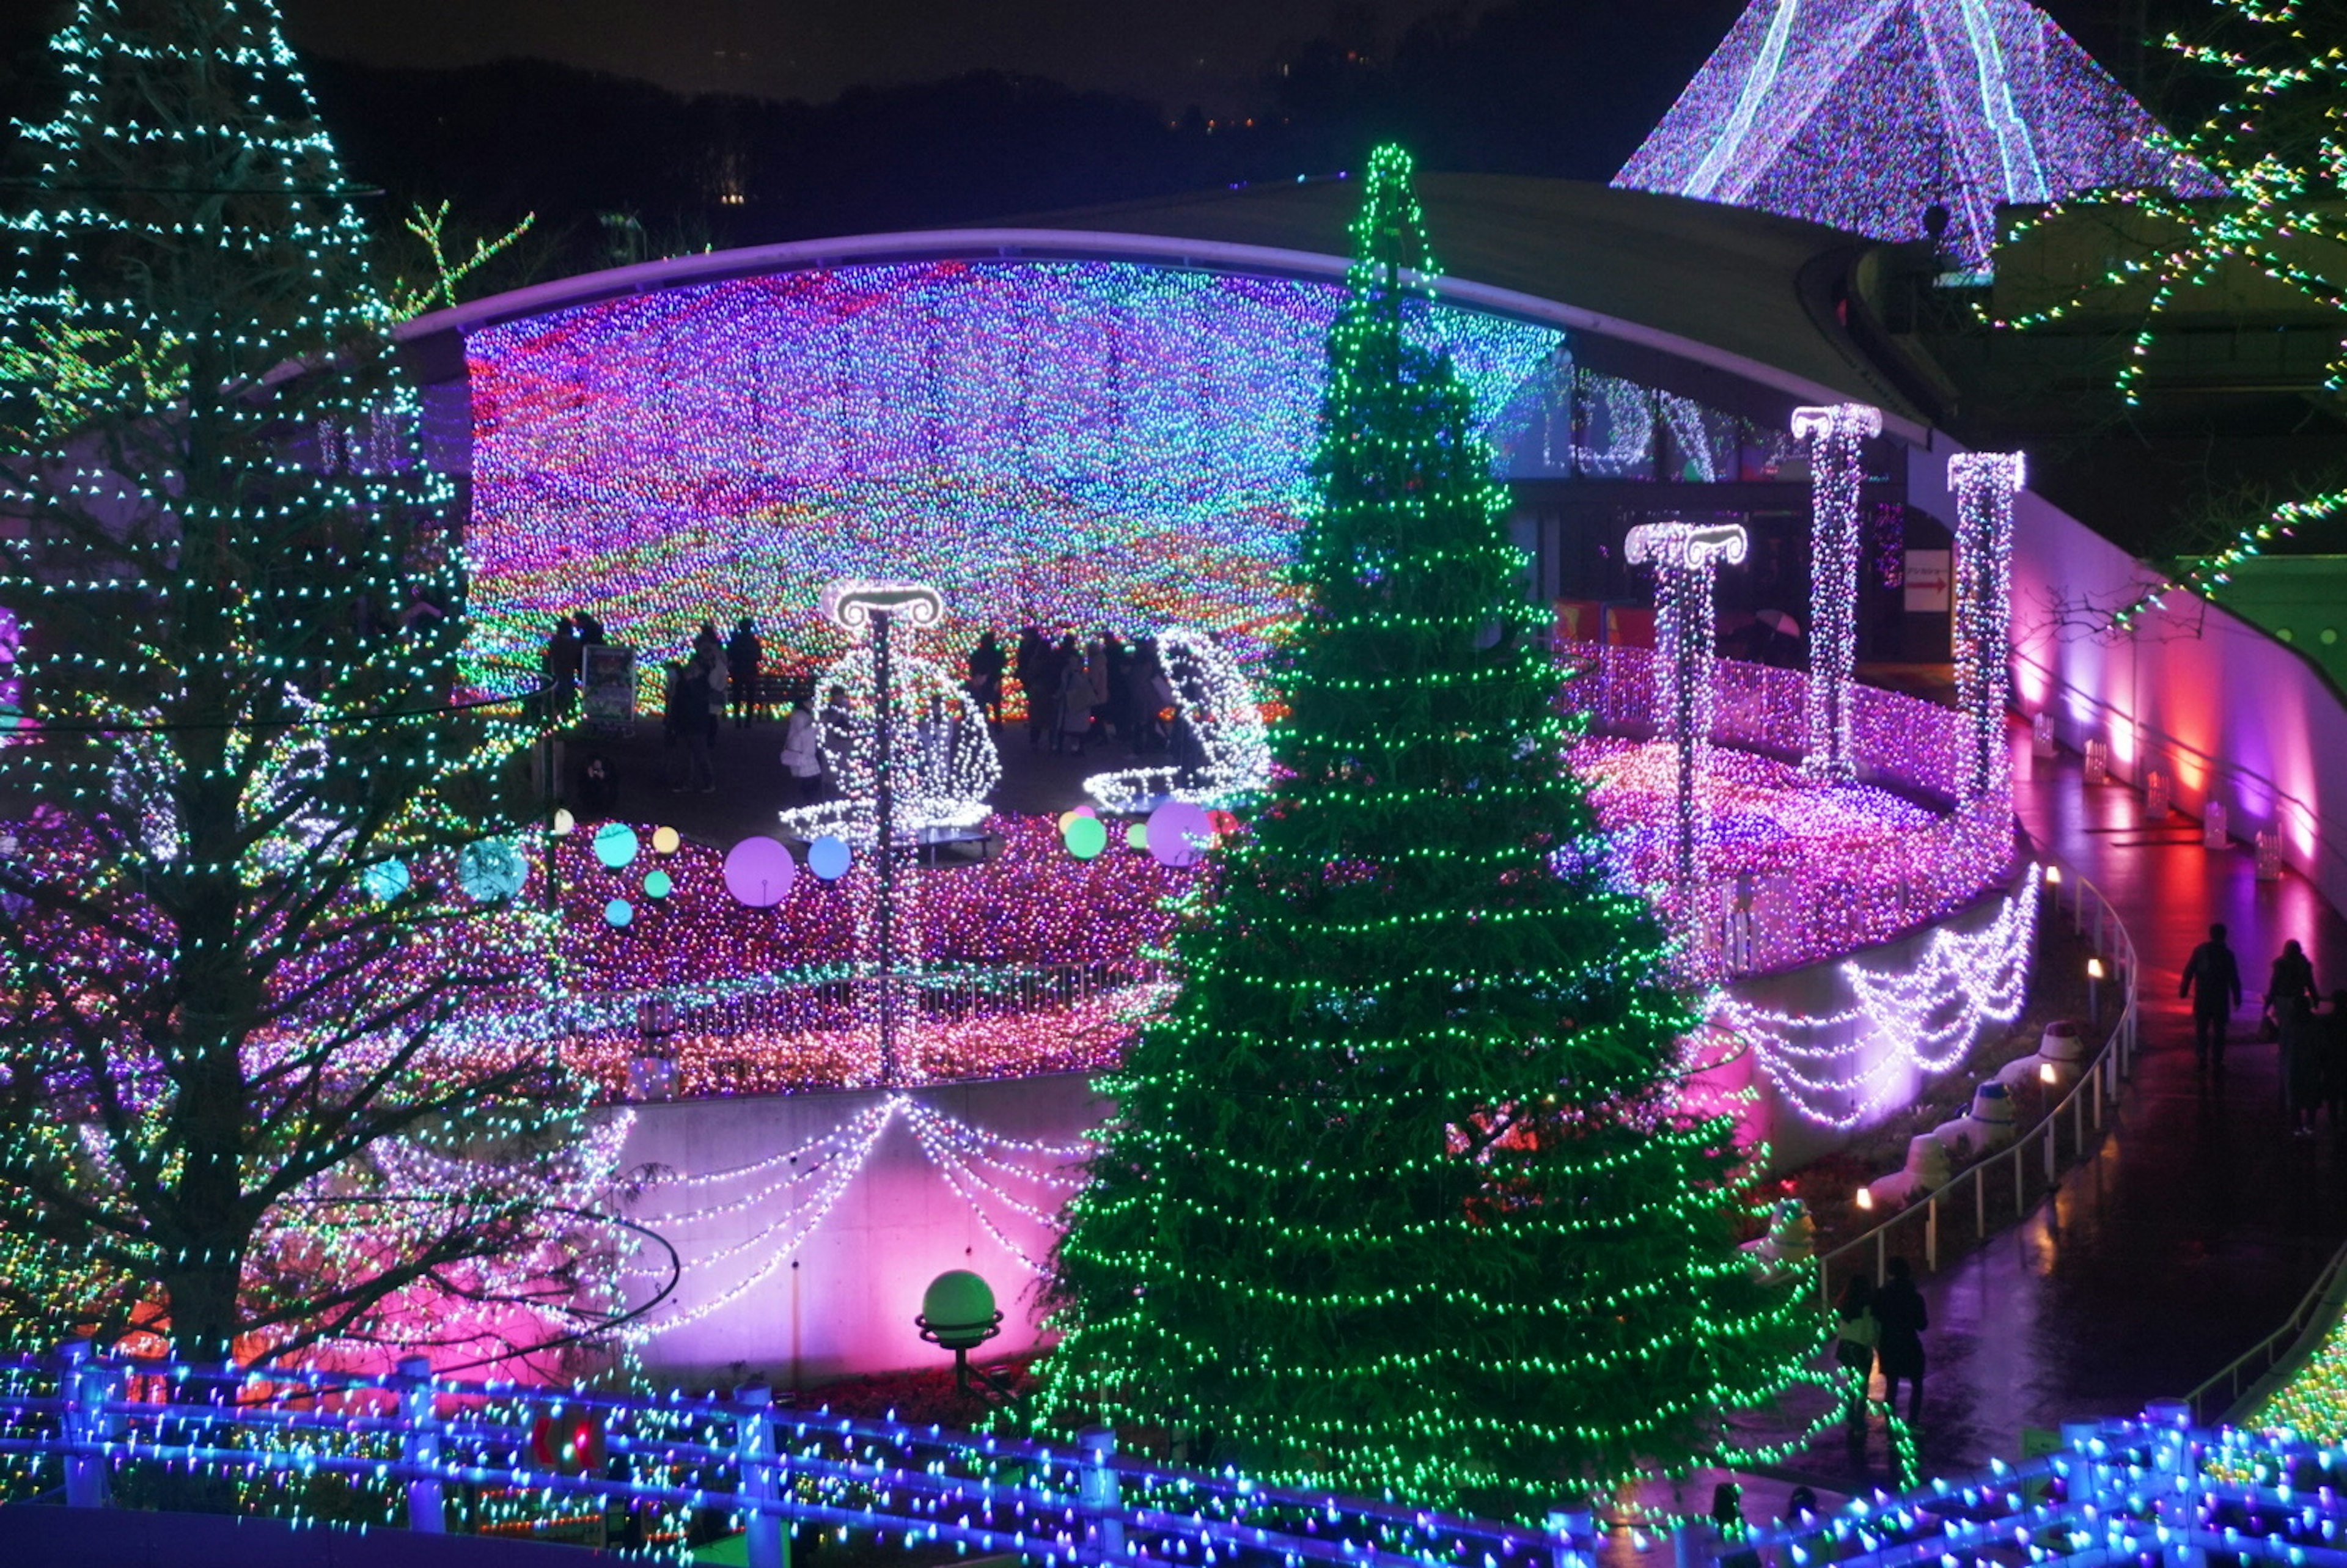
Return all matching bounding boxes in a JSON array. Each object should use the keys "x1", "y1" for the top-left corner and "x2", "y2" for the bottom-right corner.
[
  {"x1": 1948, "y1": 452, "x2": 2024, "y2": 802},
  {"x1": 0, "y1": 0, "x2": 623, "y2": 1370},
  {"x1": 1031, "y1": 145, "x2": 1820, "y2": 1515},
  {"x1": 1793, "y1": 402, "x2": 1881, "y2": 783}
]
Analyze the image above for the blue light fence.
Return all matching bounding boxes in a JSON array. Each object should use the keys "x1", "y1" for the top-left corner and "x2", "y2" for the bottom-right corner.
[{"x1": 10, "y1": 1346, "x2": 2347, "y2": 1568}]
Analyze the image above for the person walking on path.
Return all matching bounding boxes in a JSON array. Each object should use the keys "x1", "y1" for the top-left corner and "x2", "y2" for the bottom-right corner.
[
  {"x1": 2181, "y1": 923, "x2": 2244, "y2": 1071},
  {"x1": 727, "y1": 618, "x2": 763, "y2": 729},
  {"x1": 968, "y1": 630, "x2": 1007, "y2": 728},
  {"x1": 1874, "y1": 1256, "x2": 1928, "y2": 1423},
  {"x1": 2283, "y1": 994, "x2": 2327, "y2": 1136},
  {"x1": 1834, "y1": 1274, "x2": 1879, "y2": 1431},
  {"x1": 779, "y1": 698, "x2": 822, "y2": 802},
  {"x1": 2268, "y1": 939, "x2": 2321, "y2": 1036}
]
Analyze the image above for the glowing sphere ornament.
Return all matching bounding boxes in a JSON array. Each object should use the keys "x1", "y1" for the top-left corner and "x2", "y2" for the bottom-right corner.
[
  {"x1": 652, "y1": 825, "x2": 682, "y2": 855},
  {"x1": 723, "y1": 835, "x2": 799, "y2": 907},
  {"x1": 1144, "y1": 799, "x2": 1214, "y2": 868},
  {"x1": 362, "y1": 859, "x2": 410, "y2": 901},
  {"x1": 457, "y1": 838, "x2": 528, "y2": 902},
  {"x1": 593, "y1": 822, "x2": 640, "y2": 870},
  {"x1": 808, "y1": 835, "x2": 852, "y2": 882},
  {"x1": 1062, "y1": 813, "x2": 1108, "y2": 861},
  {"x1": 604, "y1": 898, "x2": 633, "y2": 927},
  {"x1": 644, "y1": 870, "x2": 673, "y2": 899}
]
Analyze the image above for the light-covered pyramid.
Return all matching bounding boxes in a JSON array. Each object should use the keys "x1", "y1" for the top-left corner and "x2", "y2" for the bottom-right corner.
[{"x1": 1614, "y1": 0, "x2": 2218, "y2": 263}]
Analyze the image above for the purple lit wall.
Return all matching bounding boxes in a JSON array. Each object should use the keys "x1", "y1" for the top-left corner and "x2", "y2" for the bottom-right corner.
[{"x1": 1909, "y1": 447, "x2": 2347, "y2": 913}]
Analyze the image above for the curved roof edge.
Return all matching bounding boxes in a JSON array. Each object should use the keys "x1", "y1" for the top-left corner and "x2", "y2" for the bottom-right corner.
[{"x1": 395, "y1": 227, "x2": 1931, "y2": 447}]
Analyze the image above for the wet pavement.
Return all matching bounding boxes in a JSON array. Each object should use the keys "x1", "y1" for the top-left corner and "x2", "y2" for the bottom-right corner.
[{"x1": 1805, "y1": 736, "x2": 2347, "y2": 1490}]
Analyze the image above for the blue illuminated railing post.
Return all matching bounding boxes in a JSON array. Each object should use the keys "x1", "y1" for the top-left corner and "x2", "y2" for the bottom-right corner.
[
  {"x1": 1078, "y1": 1426, "x2": 1124, "y2": 1563},
  {"x1": 736, "y1": 1381, "x2": 786, "y2": 1568},
  {"x1": 1546, "y1": 1509, "x2": 1593, "y2": 1568},
  {"x1": 397, "y1": 1355, "x2": 445, "y2": 1534},
  {"x1": 57, "y1": 1338, "x2": 116, "y2": 1509}
]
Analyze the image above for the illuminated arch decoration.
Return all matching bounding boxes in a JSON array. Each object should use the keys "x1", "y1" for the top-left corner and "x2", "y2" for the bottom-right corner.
[
  {"x1": 1614, "y1": 0, "x2": 2219, "y2": 265},
  {"x1": 1084, "y1": 626, "x2": 1271, "y2": 815}
]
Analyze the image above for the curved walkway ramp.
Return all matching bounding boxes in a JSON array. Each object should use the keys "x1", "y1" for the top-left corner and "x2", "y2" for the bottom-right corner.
[{"x1": 1879, "y1": 739, "x2": 2347, "y2": 1483}]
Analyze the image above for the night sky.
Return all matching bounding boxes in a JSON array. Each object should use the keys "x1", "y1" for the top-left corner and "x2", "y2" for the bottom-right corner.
[
  {"x1": 276, "y1": 0, "x2": 1504, "y2": 117},
  {"x1": 267, "y1": 0, "x2": 2191, "y2": 115}
]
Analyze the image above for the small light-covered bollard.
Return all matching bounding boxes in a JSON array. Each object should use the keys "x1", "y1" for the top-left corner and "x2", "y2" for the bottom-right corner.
[
  {"x1": 736, "y1": 1380, "x2": 785, "y2": 1568},
  {"x1": 2032, "y1": 710, "x2": 2057, "y2": 758},
  {"x1": 57, "y1": 1339, "x2": 119, "y2": 1510},
  {"x1": 2145, "y1": 768, "x2": 2171, "y2": 821},
  {"x1": 2083, "y1": 738, "x2": 2110, "y2": 785},
  {"x1": 2203, "y1": 800, "x2": 2228, "y2": 849},
  {"x1": 399, "y1": 1355, "x2": 444, "y2": 1534},
  {"x1": 1078, "y1": 1425, "x2": 1125, "y2": 1561},
  {"x1": 2257, "y1": 829, "x2": 2283, "y2": 882}
]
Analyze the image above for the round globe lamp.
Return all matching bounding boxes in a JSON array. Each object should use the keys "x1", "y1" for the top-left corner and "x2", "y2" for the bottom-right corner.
[{"x1": 916, "y1": 1269, "x2": 1010, "y2": 1402}]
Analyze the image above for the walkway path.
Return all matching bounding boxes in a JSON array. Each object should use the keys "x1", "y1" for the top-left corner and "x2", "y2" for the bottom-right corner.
[{"x1": 1818, "y1": 739, "x2": 2347, "y2": 1488}]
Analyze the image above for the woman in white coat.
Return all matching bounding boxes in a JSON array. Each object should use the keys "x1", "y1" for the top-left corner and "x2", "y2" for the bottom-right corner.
[{"x1": 779, "y1": 698, "x2": 823, "y2": 801}]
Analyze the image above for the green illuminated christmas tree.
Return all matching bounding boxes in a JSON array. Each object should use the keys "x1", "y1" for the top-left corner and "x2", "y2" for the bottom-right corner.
[
  {"x1": 0, "y1": 0, "x2": 605, "y2": 1369},
  {"x1": 1033, "y1": 146, "x2": 1816, "y2": 1512}
]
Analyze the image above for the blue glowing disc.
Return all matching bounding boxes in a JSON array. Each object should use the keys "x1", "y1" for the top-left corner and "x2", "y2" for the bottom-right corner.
[
  {"x1": 808, "y1": 835, "x2": 852, "y2": 882},
  {"x1": 604, "y1": 898, "x2": 634, "y2": 927}
]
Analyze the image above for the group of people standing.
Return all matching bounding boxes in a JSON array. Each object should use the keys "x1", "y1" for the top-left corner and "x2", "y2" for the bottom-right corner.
[
  {"x1": 2180, "y1": 924, "x2": 2347, "y2": 1134},
  {"x1": 539, "y1": 609, "x2": 608, "y2": 714},
  {"x1": 660, "y1": 618, "x2": 765, "y2": 793},
  {"x1": 967, "y1": 627, "x2": 1180, "y2": 760}
]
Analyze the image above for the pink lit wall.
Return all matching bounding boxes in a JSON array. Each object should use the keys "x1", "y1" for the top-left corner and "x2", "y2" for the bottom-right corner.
[
  {"x1": 1911, "y1": 445, "x2": 2347, "y2": 914},
  {"x1": 609, "y1": 1075, "x2": 1101, "y2": 1390}
]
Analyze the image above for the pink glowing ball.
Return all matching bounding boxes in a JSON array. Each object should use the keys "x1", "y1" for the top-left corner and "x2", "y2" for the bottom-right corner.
[
  {"x1": 723, "y1": 835, "x2": 798, "y2": 907},
  {"x1": 1145, "y1": 800, "x2": 1214, "y2": 868}
]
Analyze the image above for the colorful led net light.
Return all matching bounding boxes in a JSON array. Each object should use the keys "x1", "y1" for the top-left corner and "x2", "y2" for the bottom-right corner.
[
  {"x1": 460, "y1": 260, "x2": 1560, "y2": 700},
  {"x1": 1559, "y1": 643, "x2": 2013, "y2": 973},
  {"x1": 501, "y1": 813, "x2": 1194, "y2": 1094},
  {"x1": 1614, "y1": 0, "x2": 2220, "y2": 265}
]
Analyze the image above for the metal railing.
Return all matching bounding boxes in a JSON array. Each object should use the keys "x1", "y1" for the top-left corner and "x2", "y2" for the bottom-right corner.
[
  {"x1": 0, "y1": 1344, "x2": 1568, "y2": 1568},
  {"x1": 1813, "y1": 862, "x2": 2140, "y2": 1300},
  {"x1": 9, "y1": 1347, "x2": 2347, "y2": 1568},
  {"x1": 2184, "y1": 1229, "x2": 2347, "y2": 1425}
]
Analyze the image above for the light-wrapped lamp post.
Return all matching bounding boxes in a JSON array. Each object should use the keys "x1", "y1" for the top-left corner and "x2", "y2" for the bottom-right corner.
[
  {"x1": 1948, "y1": 451, "x2": 2024, "y2": 802},
  {"x1": 1626, "y1": 519, "x2": 1749, "y2": 912},
  {"x1": 1793, "y1": 403, "x2": 1882, "y2": 782}
]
